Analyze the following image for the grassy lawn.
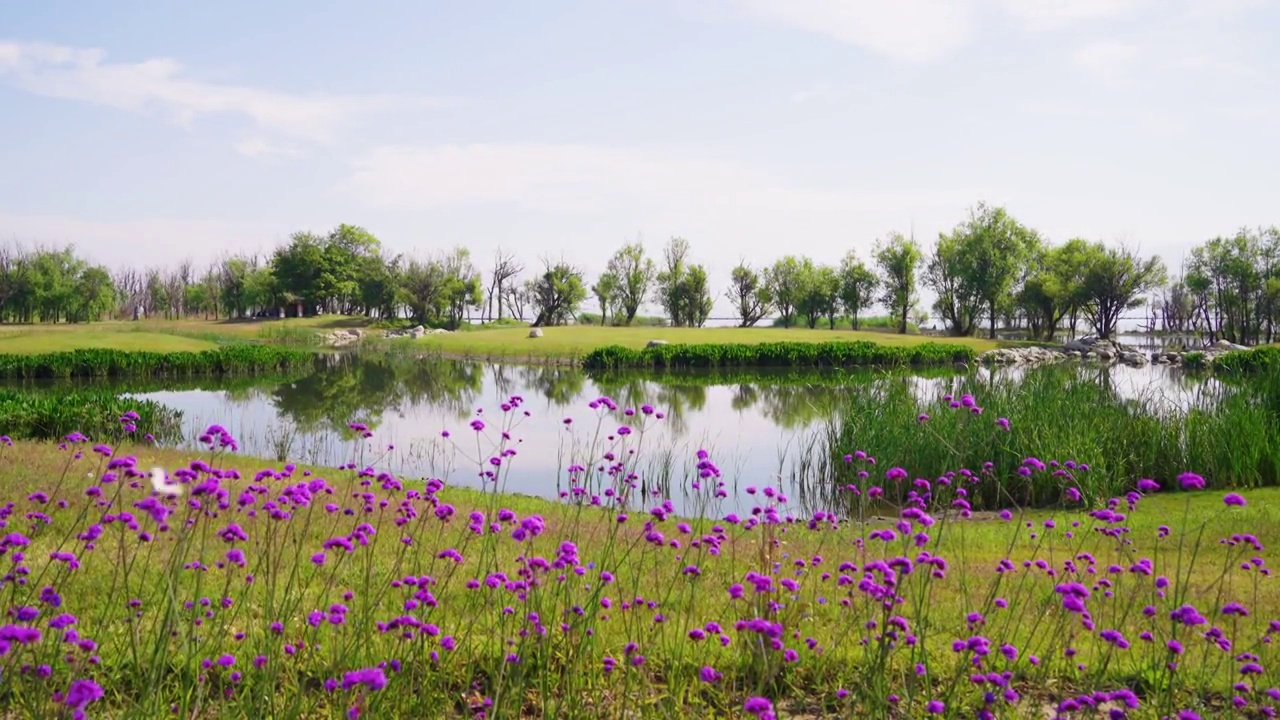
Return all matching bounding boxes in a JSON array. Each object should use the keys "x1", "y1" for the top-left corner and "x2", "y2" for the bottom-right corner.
[
  {"x1": 414, "y1": 324, "x2": 1002, "y2": 362},
  {"x1": 0, "y1": 319, "x2": 1004, "y2": 363},
  {"x1": 0, "y1": 328, "x2": 219, "y2": 354},
  {"x1": 0, "y1": 316, "x2": 371, "y2": 353},
  {"x1": 1, "y1": 432, "x2": 1275, "y2": 717}
]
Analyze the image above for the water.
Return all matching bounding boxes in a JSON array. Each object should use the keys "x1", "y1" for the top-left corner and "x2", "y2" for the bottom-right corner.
[{"x1": 4, "y1": 348, "x2": 1225, "y2": 515}]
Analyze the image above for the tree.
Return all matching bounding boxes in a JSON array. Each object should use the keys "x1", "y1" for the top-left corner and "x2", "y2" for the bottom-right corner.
[
  {"x1": 726, "y1": 261, "x2": 772, "y2": 327},
  {"x1": 655, "y1": 238, "x2": 691, "y2": 326},
  {"x1": 873, "y1": 233, "x2": 922, "y2": 334},
  {"x1": 1080, "y1": 243, "x2": 1166, "y2": 339},
  {"x1": 530, "y1": 260, "x2": 586, "y2": 326},
  {"x1": 1017, "y1": 241, "x2": 1094, "y2": 341},
  {"x1": 765, "y1": 256, "x2": 804, "y2": 327},
  {"x1": 837, "y1": 251, "x2": 878, "y2": 330},
  {"x1": 486, "y1": 249, "x2": 523, "y2": 321},
  {"x1": 677, "y1": 263, "x2": 714, "y2": 327},
  {"x1": 605, "y1": 242, "x2": 655, "y2": 325},
  {"x1": 441, "y1": 247, "x2": 483, "y2": 328},
  {"x1": 925, "y1": 232, "x2": 981, "y2": 336},
  {"x1": 590, "y1": 272, "x2": 618, "y2": 325},
  {"x1": 795, "y1": 260, "x2": 839, "y2": 329},
  {"x1": 399, "y1": 259, "x2": 448, "y2": 326},
  {"x1": 941, "y1": 203, "x2": 1040, "y2": 339}
]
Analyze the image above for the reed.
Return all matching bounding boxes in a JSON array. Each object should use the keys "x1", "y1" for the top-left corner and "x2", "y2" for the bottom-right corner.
[{"x1": 0, "y1": 346, "x2": 313, "y2": 379}]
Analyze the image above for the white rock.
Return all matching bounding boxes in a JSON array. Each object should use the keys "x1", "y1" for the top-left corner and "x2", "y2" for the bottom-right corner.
[{"x1": 528, "y1": 327, "x2": 544, "y2": 338}]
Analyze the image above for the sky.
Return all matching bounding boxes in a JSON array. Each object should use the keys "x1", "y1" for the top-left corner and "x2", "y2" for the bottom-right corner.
[{"x1": 1, "y1": 0, "x2": 1277, "y2": 318}]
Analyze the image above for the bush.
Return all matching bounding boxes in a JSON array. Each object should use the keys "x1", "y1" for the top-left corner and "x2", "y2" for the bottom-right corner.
[
  {"x1": 575, "y1": 313, "x2": 668, "y2": 327},
  {"x1": 580, "y1": 340, "x2": 974, "y2": 370},
  {"x1": 1212, "y1": 345, "x2": 1280, "y2": 374},
  {"x1": 0, "y1": 346, "x2": 313, "y2": 379}
]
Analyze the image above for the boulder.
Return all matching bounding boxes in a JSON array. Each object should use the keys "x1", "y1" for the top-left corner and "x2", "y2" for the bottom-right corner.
[
  {"x1": 646, "y1": 340, "x2": 668, "y2": 348},
  {"x1": 528, "y1": 327, "x2": 544, "y2": 338}
]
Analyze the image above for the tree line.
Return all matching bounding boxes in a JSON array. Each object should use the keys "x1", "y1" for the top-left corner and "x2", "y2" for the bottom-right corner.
[{"x1": 2, "y1": 206, "x2": 1277, "y2": 342}]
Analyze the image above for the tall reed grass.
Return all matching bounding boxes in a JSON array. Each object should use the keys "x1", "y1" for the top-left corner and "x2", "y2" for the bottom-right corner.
[
  {"x1": 821, "y1": 365, "x2": 1280, "y2": 510},
  {"x1": 0, "y1": 389, "x2": 183, "y2": 441}
]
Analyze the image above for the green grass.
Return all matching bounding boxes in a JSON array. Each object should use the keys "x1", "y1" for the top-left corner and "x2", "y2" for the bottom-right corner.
[
  {"x1": 581, "y1": 339, "x2": 975, "y2": 370},
  {"x1": 0, "y1": 346, "x2": 314, "y2": 379},
  {"x1": 0, "y1": 328, "x2": 219, "y2": 354},
  {"x1": 413, "y1": 325, "x2": 1002, "y2": 363}
]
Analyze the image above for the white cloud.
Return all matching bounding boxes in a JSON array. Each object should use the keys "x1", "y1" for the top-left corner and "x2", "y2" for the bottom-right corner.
[
  {"x1": 789, "y1": 83, "x2": 850, "y2": 104},
  {"x1": 233, "y1": 137, "x2": 306, "y2": 159},
  {"x1": 723, "y1": 0, "x2": 978, "y2": 63},
  {"x1": 999, "y1": 0, "x2": 1151, "y2": 29},
  {"x1": 1072, "y1": 41, "x2": 1141, "y2": 85},
  {"x1": 0, "y1": 41, "x2": 448, "y2": 154}
]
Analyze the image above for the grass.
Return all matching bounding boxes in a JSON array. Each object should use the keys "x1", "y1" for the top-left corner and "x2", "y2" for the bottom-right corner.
[
  {"x1": 0, "y1": 329, "x2": 218, "y2": 354},
  {"x1": 2, "y1": 319, "x2": 1008, "y2": 367},
  {"x1": 413, "y1": 325, "x2": 1002, "y2": 363},
  {"x1": 1, "y1": 394, "x2": 1278, "y2": 718},
  {"x1": 0, "y1": 346, "x2": 314, "y2": 379},
  {"x1": 820, "y1": 365, "x2": 1280, "y2": 509}
]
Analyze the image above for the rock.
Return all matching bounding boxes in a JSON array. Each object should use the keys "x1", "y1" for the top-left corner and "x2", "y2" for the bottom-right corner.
[
  {"x1": 528, "y1": 328, "x2": 544, "y2": 338},
  {"x1": 646, "y1": 340, "x2": 668, "y2": 348},
  {"x1": 1212, "y1": 339, "x2": 1249, "y2": 351}
]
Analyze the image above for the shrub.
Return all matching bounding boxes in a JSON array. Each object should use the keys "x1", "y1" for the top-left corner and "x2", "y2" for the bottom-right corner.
[
  {"x1": 581, "y1": 340, "x2": 974, "y2": 370},
  {"x1": 0, "y1": 346, "x2": 313, "y2": 379}
]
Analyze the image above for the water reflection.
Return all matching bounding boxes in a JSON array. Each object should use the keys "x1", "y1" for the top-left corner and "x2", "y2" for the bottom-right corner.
[{"x1": 12, "y1": 353, "x2": 1221, "y2": 516}]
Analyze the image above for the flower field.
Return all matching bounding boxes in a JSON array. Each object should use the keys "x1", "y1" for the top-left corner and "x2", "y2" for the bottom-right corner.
[{"x1": 1, "y1": 394, "x2": 1277, "y2": 719}]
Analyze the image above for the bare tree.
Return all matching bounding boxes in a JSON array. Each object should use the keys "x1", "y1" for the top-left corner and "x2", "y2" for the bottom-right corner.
[{"x1": 486, "y1": 249, "x2": 523, "y2": 321}]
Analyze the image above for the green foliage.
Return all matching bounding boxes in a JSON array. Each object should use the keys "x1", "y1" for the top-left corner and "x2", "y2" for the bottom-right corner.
[
  {"x1": 603, "y1": 242, "x2": 655, "y2": 325},
  {"x1": 873, "y1": 233, "x2": 923, "y2": 334},
  {"x1": 0, "y1": 346, "x2": 312, "y2": 379},
  {"x1": 837, "y1": 252, "x2": 878, "y2": 331},
  {"x1": 0, "y1": 244, "x2": 117, "y2": 323},
  {"x1": 654, "y1": 238, "x2": 712, "y2": 327},
  {"x1": 580, "y1": 340, "x2": 974, "y2": 369},
  {"x1": 1081, "y1": 244, "x2": 1166, "y2": 339},
  {"x1": 725, "y1": 262, "x2": 772, "y2": 327},
  {"x1": 764, "y1": 256, "x2": 804, "y2": 327},
  {"x1": 1183, "y1": 227, "x2": 1280, "y2": 345},
  {"x1": 530, "y1": 262, "x2": 587, "y2": 326},
  {"x1": 1212, "y1": 345, "x2": 1280, "y2": 374},
  {"x1": 0, "y1": 389, "x2": 183, "y2": 441}
]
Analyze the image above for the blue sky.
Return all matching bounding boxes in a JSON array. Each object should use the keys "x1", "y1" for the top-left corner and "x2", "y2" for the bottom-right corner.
[{"x1": 2, "y1": 0, "x2": 1277, "y2": 315}]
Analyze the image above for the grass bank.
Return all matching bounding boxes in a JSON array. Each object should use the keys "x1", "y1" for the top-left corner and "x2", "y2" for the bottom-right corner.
[
  {"x1": 415, "y1": 325, "x2": 1000, "y2": 364},
  {"x1": 582, "y1": 340, "x2": 975, "y2": 370},
  {"x1": 0, "y1": 346, "x2": 313, "y2": 379},
  {"x1": 0, "y1": 316, "x2": 377, "y2": 353},
  {"x1": 1, "y1": 395, "x2": 1278, "y2": 718}
]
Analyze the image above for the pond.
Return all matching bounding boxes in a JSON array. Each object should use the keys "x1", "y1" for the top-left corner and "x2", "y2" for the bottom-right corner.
[{"x1": 14, "y1": 341, "x2": 1219, "y2": 517}]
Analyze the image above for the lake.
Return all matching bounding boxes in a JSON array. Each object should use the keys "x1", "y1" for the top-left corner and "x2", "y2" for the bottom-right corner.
[{"x1": 46, "y1": 336, "x2": 1216, "y2": 516}]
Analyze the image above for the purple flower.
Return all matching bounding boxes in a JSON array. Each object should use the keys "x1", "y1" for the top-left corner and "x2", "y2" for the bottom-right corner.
[
  {"x1": 1178, "y1": 472, "x2": 1206, "y2": 490},
  {"x1": 1223, "y1": 493, "x2": 1246, "y2": 507},
  {"x1": 341, "y1": 667, "x2": 388, "y2": 692},
  {"x1": 744, "y1": 697, "x2": 774, "y2": 718},
  {"x1": 64, "y1": 679, "x2": 104, "y2": 709},
  {"x1": 925, "y1": 700, "x2": 945, "y2": 714}
]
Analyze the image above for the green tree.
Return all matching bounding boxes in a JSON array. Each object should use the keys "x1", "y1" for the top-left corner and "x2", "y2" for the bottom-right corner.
[
  {"x1": 838, "y1": 251, "x2": 878, "y2": 330},
  {"x1": 944, "y1": 203, "x2": 1040, "y2": 339},
  {"x1": 725, "y1": 261, "x2": 772, "y2": 327},
  {"x1": 530, "y1": 261, "x2": 587, "y2": 326},
  {"x1": 604, "y1": 242, "x2": 654, "y2": 325},
  {"x1": 1080, "y1": 243, "x2": 1166, "y2": 339},
  {"x1": 873, "y1": 233, "x2": 922, "y2": 334},
  {"x1": 591, "y1": 272, "x2": 619, "y2": 325},
  {"x1": 765, "y1": 256, "x2": 804, "y2": 327}
]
